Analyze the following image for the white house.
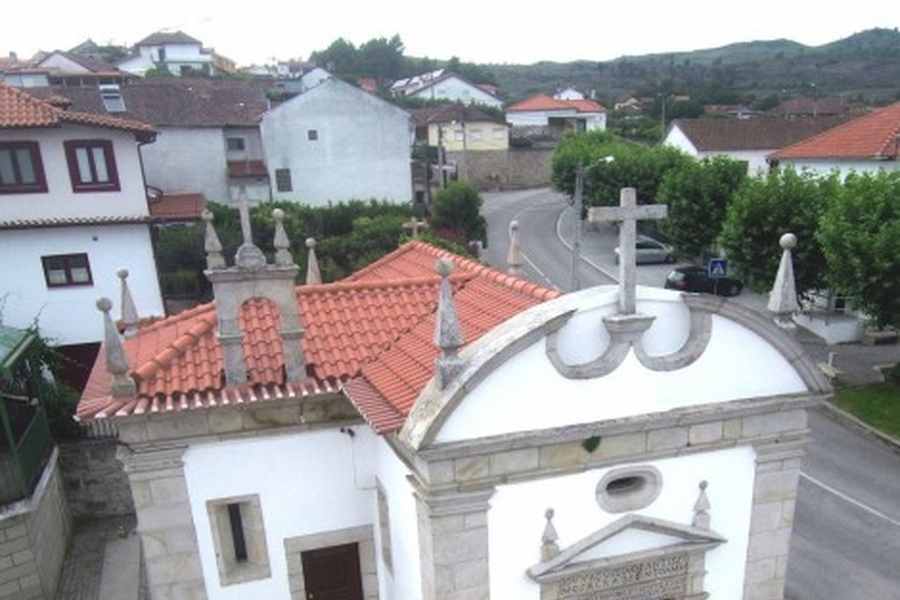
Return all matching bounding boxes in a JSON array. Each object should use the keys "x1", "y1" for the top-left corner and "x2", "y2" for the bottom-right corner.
[
  {"x1": 27, "y1": 79, "x2": 274, "y2": 203},
  {"x1": 0, "y1": 83, "x2": 165, "y2": 355},
  {"x1": 664, "y1": 117, "x2": 846, "y2": 175},
  {"x1": 506, "y1": 94, "x2": 607, "y2": 131},
  {"x1": 553, "y1": 86, "x2": 585, "y2": 100},
  {"x1": 769, "y1": 101, "x2": 900, "y2": 177},
  {"x1": 77, "y1": 193, "x2": 824, "y2": 600},
  {"x1": 260, "y1": 77, "x2": 412, "y2": 204},
  {"x1": 392, "y1": 70, "x2": 502, "y2": 109},
  {"x1": 118, "y1": 31, "x2": 224, "y2": 77}
]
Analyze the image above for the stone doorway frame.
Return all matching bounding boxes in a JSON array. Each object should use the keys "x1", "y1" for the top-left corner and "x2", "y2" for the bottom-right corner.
[{"x1": 283, "y1": 524, "x2": 379, "y2": 600}]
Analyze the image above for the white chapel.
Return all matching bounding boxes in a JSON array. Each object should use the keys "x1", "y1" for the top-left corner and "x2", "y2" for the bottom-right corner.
[{"x1": 78, "y1": 191, "x2": 829, "y2": 600}]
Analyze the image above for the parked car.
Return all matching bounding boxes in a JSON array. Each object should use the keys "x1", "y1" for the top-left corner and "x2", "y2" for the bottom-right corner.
[
  {"x1": 664, "y1": 266, "x2": 744, "y2": 297},
  {"x1": 614, "y1": 235, "x2": 674, "y2": 264}
]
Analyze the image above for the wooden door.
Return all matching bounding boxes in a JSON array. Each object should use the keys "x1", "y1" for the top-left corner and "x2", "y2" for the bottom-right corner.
[{"x1": 301, "y1": 542, "x2": 364, "y2": 600}]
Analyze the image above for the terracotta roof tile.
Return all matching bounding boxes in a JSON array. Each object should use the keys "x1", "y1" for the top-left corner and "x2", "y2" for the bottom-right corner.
[
  {"x1": 507, "y1": 94, "x2": 606, "y2": 113},
  {"x1": 148, "y1": 193, "x2": 206, "y2": 221},
  {"x1": 670, "y1": 117, "x2": 847, "y2": 152},
  {"x1": 227, "y1": 160, "x2": 269, "y2": 178},
  {"x1": 771, "y1": 102, "x2": 900, "y2": 160}
]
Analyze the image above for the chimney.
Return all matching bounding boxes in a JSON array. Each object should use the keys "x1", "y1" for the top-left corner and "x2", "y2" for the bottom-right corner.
[{"x1": 203, "y1": 189, "x2": 306, "y2": 385}]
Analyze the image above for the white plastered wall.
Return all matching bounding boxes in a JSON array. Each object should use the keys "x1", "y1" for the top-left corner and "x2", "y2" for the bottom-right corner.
[
  {"x1": 141, "y1": 126, "x2": 230, "y2": 202},
  {"x1": 488, "y1": 446, "x2": 757, "y2": 599},
  {"x1": 183, "y1": 426, "x2": 378, "y2": 600},
  {"x1": 435, "y1": 289, "x2": 807, "y2": 444}
]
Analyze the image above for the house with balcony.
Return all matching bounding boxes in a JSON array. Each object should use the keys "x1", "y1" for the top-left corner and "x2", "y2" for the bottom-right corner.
[
  {"x1": 0, "y1": 83, "x2": 188, "y2": 380},
  {"x1": 118, "y1": 30, "x2": 233, "y2": 77},
  {"x1": 506, "y1": 94, "x2": 607, "y2": 132}
]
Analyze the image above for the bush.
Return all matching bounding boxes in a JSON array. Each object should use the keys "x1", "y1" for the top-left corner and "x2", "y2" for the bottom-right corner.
[
  {"x1": 818, "y1": 171, "x2": 900, "y2": 329},
  {"x1": 658, "y1": 156, "x2": 747, "y2": 260},
  {"x1": 431, "y1": 182, "x2": 487, "y2": 244},
  {"x1": 720, "y1": 168, "x2": 839, "y2": 294},
  {"x1": 552, "y1": 131, "x2": 693, "y2": 207}
]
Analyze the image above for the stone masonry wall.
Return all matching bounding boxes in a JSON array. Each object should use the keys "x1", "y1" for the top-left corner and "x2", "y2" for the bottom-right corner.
[
  {"x1": 59, "y1": 438, "x2": 135, "y2": 518},
  {"x1": 0, "y1": 451, "x2": 72, "y2": 600},
  {"x1": 448, "y1": 147, "x2": 555, "y2": 191}
]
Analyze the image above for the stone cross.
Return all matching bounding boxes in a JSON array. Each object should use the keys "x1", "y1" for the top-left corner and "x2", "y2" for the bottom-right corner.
[
  {"x1": 234, "y1": 188, "x2": 266, "y2": 270},
  {"x1": 588, "y1": 188, "x2": 667, "y2": 314},
  {"x1": 403, "y1": 217, "x2": 429, "y2": 239}
]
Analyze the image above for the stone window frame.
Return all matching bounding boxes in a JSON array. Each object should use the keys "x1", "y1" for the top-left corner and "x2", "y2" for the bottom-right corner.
[
  {"x1": 284, "y1": 525, "x2": 378, "y2": 600},
  {"x1": 596, "y1": 465, "x2": 663, "y2": 513},
  {"x1": 375, "y1": 478, "x2": 393, "y2": 574},
  {"x1": 206, "y1": 494, "x2": 271, "y2": 586}
]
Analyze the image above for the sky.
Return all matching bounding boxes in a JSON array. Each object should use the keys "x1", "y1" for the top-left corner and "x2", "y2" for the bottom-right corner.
[{"x1": 2, "y1": 1, "x2": 897, "y2": 66}]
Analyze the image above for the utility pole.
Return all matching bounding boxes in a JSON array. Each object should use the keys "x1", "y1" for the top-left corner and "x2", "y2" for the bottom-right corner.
[
  {"x1": 437, "y1": 124, "x2": 446, "y2": 189},
  {"x1": 660, "y1": 93, "x2": 667, "y2": 143},
  {"x1": 570, "y1": 164, "x2": 584, "y2": 292}
]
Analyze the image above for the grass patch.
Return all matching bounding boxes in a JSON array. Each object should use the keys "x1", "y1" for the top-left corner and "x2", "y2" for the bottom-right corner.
[{"x1": 834, "y1": 383, "x2": 900, "y2": 439}]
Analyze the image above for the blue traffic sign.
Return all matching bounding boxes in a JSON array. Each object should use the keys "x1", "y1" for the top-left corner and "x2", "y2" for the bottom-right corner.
[{"x1": 708, "y1": 259, "x2": 728, "y2": 279}]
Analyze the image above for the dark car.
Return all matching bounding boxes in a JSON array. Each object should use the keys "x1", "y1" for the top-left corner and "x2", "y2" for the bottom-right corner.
[{"x1": 664, "y1": 266, "x2": 743, "y2": 297}]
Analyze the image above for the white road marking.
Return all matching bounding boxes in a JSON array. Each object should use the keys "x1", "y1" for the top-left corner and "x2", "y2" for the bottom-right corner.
[
  {"x1": 800, "y1": 472, "x2": 900, "y2": 528},
  {"x1": 554, "y1": 205, "x2": 620, "y2": 282}
]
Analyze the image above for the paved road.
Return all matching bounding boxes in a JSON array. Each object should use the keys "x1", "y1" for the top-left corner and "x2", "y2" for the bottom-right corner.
[{"x1": 482, "y1": 187, "x2": 900, "y2": 600}]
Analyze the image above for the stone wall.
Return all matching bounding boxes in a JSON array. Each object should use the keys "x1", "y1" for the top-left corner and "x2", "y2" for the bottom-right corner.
[
  {"x1": 0, "y1": 449, "x2": 72, "y2": 600},
  {"x1": 448, "y1": 147, "x2": 555, "y2": 191},
  {"x1": 59, "y1": 438, "x2": 135, "y2": 519}
]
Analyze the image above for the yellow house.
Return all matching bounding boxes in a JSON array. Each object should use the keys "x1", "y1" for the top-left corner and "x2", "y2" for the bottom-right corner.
[{"x1": 413, "y1": 104, "x2": 509, "y2": 151}]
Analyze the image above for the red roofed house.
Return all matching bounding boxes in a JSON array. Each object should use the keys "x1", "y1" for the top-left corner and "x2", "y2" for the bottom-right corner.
[
  {"x1": 506, "y1": 94, "x2": 607, "y2": 132},
  {"x1": 78, "y1": 197, "x2": 825, "y2": 600},
  {"x1": 0, "y1": 83, "x2": 203, "y2": 383},
  {"x1": 769, "y1": 101, "x2": 900, "y2": 178}
]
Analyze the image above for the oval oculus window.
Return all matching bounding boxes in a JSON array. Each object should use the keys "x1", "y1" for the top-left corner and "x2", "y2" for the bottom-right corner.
[{"x1": 596, "y1": 466, "x2": 662, "y2": 513}]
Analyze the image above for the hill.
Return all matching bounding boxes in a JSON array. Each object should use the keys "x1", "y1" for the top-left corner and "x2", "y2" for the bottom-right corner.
[{"x1": 484, "y1": 28, "x2": 900, "y2": 103}]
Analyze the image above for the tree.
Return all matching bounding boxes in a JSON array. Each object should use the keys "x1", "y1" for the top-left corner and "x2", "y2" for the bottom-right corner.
[
  {"x1": 358, "y1": 35, "x2": 406, "y2": 81},
  {"x1": 310, "y1": 38, "x2": 358, "y2": 75},
  {"x1": 431, "y1": 182, "x2": 487, "y2": 244},
  {"x1": 720, "y1": 168, "x2": 839, "y2": 294},
  {"x1": 551, "y1": 131, "x2": 693, "y2": 206},
  {"x1": 818, "y1": 171, "x2": 900, "y2": 328},
  {"x1": 658, "y1": 157, "x2": 747, "y2": 260}
]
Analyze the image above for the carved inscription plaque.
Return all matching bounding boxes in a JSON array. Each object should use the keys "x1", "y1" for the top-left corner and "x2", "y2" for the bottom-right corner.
[{"x1": 543, "y1": 553, "x2": 689, "y2": 600}]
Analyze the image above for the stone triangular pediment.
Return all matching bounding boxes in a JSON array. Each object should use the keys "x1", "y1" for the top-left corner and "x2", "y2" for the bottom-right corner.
[{"x1": 527, "y1": 514, "x2": 726, "y2": 581}]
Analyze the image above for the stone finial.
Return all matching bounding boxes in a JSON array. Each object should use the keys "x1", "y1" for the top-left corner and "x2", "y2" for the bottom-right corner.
[
  {"x1": 768, "y1": 232, "x2": 800, "y2": 329},
  {"x1": 96, "y1": 297, "x2": 136, "y2": 398},
  {"x1": 433, "y1": 258, "x2": 465, "y2": 389},
  {"x1": 305, "y1": 238, "x2": 322, "y2": 285},
  {"x1": 507, "y1": 220, "x2": 523, "y2": 276},
  {"x1": 692, "y1": 481, "x2": 711, "y2": 529},
  {"x1": 202, "y1": 209, "x2": 225, "y2": 269},
  {"x1": 234, "y1": 187, "x2": 267, "y2": 270},
  {"x1": 541, "y1": 508, "x2": 560, "y2": 561},
  {"x1": 117, "y1": 268, "x2": 139, "y2": 338},
  {"x1": 272, "y1": 208, "x2": 294, "y2": 267}
]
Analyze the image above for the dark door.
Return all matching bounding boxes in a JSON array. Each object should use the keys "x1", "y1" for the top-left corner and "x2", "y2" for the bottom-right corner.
[{"x1": 301, "y1": 542, "x2": 364, "y2": 600}]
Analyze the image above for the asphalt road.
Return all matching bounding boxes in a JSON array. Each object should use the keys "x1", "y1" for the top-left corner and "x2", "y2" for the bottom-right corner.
[{"x1": 481, "y1": 187, "x2": 900, "y2": 600}]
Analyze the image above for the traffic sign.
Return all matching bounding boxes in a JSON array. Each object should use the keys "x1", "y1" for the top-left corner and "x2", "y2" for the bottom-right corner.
[{"x1": 708, "y1": 259, "x2": 727, "y2": 279}]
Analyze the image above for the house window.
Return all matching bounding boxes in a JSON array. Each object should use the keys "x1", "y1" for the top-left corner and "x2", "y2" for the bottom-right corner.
[
  {"x1": 99, "y1": 84, "x2": 126, "y2": 113},
  {"x1": 207, "y1": 495, "x2": 270, "y2": 586},
  {"x1": 0, "y1": 142, "x2": 47, "y2": 194},
  {"x1": 227, "y1": 137, "x2": 246, "y2": 151},
  {"x1": 376, "y1": 479, "x2": 393, "y2": 573},
  {"x1": 307, "y1": 129, "x2": 318, "y2": 141},
  {"x1": 64, "y1": 140, "x2": 120, "y2": 192},
  {"x1": 275, "y1": 168, "x2": 292, "y2": 192},
  {"x1": 41, "y1": 254, "x2": 92, "y2": 288}
]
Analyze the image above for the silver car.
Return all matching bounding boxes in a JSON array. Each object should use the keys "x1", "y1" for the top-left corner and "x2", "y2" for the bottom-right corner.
[{"x1": 614, "y1": 235, "x2": 674, "y2": 265}]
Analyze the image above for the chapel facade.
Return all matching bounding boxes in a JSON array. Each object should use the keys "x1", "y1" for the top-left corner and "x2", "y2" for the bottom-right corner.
[{"x1": 77, "y1": 193, "x2": 830, "y2": 600}]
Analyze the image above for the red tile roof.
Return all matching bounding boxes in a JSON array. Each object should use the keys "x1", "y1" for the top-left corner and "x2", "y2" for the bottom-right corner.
[
  {"x1": 77, "y1": 241, "x2": 558, "y2": 428},
  {"x1": 148, "y1": 193, "x2": 207, "y2": 221},
  {"x1": 0, "y1": 83, "x2": 154, "y2": 139},
  {"x1": 771, "y1": 102, "x2": 900, "y2": 160},
  {"x1": 507, "y1": 94, "x2": 605, "y2": 113}
]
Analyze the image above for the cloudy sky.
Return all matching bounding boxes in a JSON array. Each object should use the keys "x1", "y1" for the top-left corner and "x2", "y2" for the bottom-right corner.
[{"x1": 2, "y1": 1, "x2": 896, "y2": 66}]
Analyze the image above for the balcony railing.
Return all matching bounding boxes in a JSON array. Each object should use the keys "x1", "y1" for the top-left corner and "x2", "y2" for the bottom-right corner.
[{"x1": 0, "y1": 397, "x2": 53, "y2": 505}]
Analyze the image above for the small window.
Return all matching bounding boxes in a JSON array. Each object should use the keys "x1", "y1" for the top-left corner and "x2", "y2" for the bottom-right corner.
[
  {"x1": 99, "y1": 84, "x2": 126, "y2": 113},
  {"x1": 207, "y1": 495, "x2": 270, "y2": 586},
  {"x1": 64, "y1": 140, "x2": 119, "y2": 192},
  {"x1": 275, "y1": 168, "x2": 292, "y2": 192},
  {"x1": 307, "y1": 129, "x2": 318, "y2": 141},
  {"x1": 596, "y1": 466, "x2": 662, "y2": 513},
  {"x1": 0, "y1": 142, "x2": 47, "y2": 194},
  {"x1": 157, "y1": 48, "x2": 166, "y2": 61},
  {"x1": 376, "y1": 479, "x2": 393, "y2": 573},
  {"x1": 42, "y1": 254, "x2": 92, "y2": 288},
  {"x1": 226, "y1": 137, "x2": 246, "y2": 151}
]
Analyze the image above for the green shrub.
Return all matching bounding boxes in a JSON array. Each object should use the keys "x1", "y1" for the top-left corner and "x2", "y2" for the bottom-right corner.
[{"x1": 431, "y1": 182, "x2": 487, "y2": 244}]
